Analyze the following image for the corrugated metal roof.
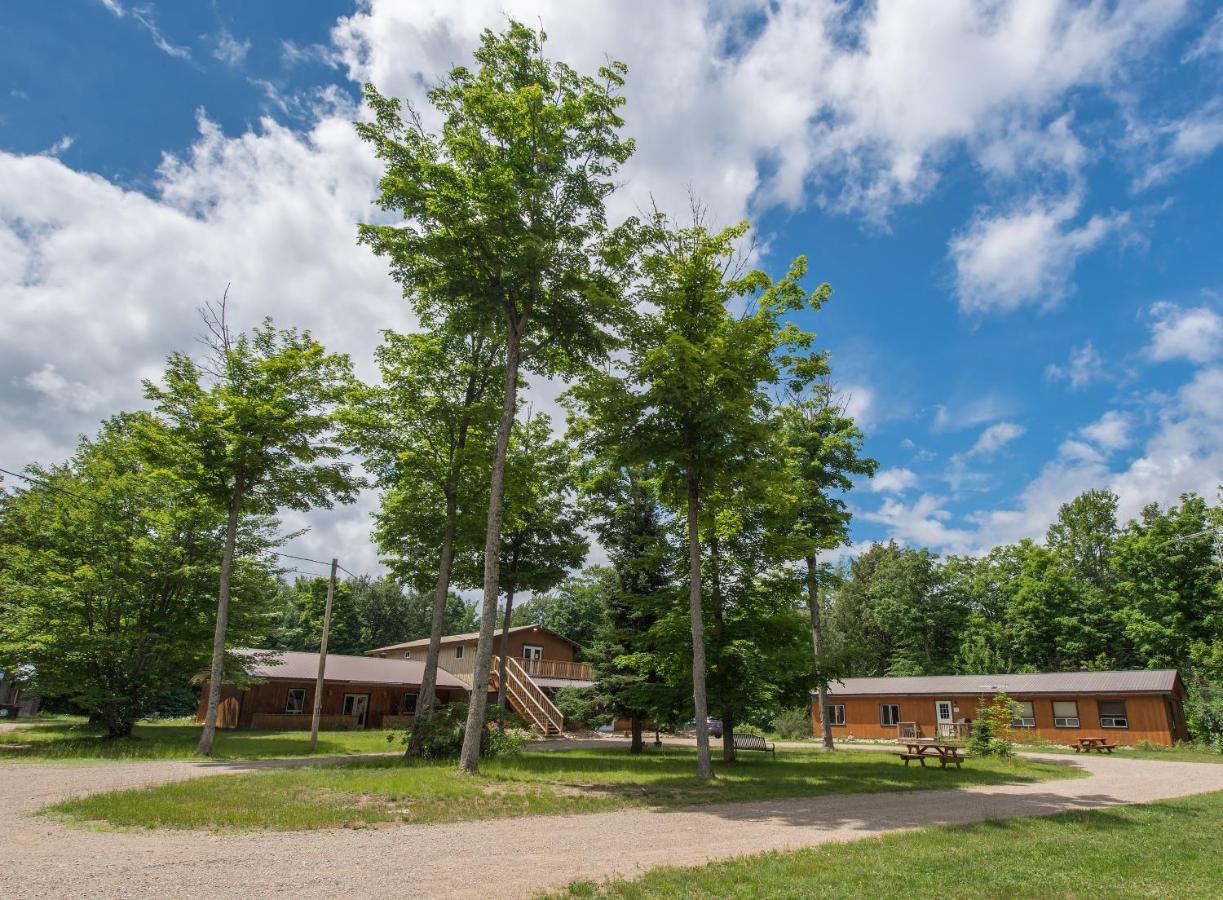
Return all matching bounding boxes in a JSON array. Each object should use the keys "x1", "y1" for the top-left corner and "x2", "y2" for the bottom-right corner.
[
  {"x1": 823, "y1": 670, "x2": 1179, "y2": 697},
  {"x1": 236, "y1": 650, "x2": 469, "y2": 691},
  {"x1": 366, "y1": 624, "x2": 578, "y2": 654}
]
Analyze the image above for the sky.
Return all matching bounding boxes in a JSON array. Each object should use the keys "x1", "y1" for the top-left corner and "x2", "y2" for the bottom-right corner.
[{"x1": 2, "y1": 0, "x2": 1222, "y2": 579}]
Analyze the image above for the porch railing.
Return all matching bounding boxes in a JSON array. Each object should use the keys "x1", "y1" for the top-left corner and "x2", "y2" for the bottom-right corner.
[{"x1": 519, "y1": 658, "x2": 593, "y2": 681}]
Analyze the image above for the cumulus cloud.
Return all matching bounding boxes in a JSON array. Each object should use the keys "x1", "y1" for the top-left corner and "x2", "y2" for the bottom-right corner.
[
  {"x1": 1079, "y1": 410, "x2": 1132, "y2": 451},
  {"x1": 1146, "y1": 301, "x2": 1223, "y2": 364},
  {"x1": 967, "y1": 421, "x2": 1025, "y2": 456},
  {"x1": 1046, "y1": 341, "x2": 1107, "y2": 389},
  {"x1": 949, "y1": 194, "x2": 1128, "y2": 314},
  {"x1": 869, "y1": 467, "x2": 919, "y2": 494}
]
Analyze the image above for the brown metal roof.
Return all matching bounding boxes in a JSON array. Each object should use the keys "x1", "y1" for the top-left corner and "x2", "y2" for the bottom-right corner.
[
  {"x1": 365, "y1": 624, "x2": 579, "y2": 655},
  {"x1": 237, "y1": 650, "x2": 469, "y2": 691},
  {"x1": 823, "y1": 670, "x2": 1180, "y2": 697}
]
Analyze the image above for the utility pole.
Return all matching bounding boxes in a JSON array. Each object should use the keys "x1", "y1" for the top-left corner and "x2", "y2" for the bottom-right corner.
[{"x1": 309, "y1": 558, "x2": 339, "y2": 753}]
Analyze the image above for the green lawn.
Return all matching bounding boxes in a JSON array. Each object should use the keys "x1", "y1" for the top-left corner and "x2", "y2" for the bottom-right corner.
[
  {"x1": 0, "y1": 718, "x2": 401, "y2": 761},
  {"x1": 560, "y1": 790, "x2": 1223, "y2": 899},
  {"x1": 46, "y1": 745, "x2": 1075, "y2": 831}
]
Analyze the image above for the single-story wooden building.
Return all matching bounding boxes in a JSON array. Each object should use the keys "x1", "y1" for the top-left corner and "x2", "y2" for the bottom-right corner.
[
  {"x1": 195, "y1": 650, "x2": 469, "y2": 730},
  {"x1": 813, "y1": 669, "x2": 1189, "y2": 747}
]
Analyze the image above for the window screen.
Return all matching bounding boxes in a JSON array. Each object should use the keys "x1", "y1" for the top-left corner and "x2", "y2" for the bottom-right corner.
[
  {"x1": 1099, "y1": 700, "x2": 1128, "y2": 729},
  {"x1": 879, "y1": 704, "x2": 900, "y2": 726},
  {"x1": 825, "y1": 704, "x2": 845, "y2": 726},
  {"x1": 285, "y1": 688, "x2": 306, "y2": 714},
  {"x1": 1010, "y1": 700, "x2": 1036, "y2": 728},
  {"x1": 1053, "y1": 700, "x2": 1080, "y2": 728}
]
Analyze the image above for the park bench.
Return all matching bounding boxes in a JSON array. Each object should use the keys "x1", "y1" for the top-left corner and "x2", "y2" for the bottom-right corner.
[
  {"x1": 733, "y1": 733, "x2": 776, "y2": 757},
  {"x1": 897, "y1": 742, "x2": 966, "y2": 769}
]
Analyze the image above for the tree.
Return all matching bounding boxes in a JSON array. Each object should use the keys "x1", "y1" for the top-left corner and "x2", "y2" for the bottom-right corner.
[
  {"x1": 494, "y1": 412, "x2": 589, "y2": 723},
  {"x1": 569, "y1": 213, "x2": 829, "y2": 778},
  {"x1": 0, "y1": 415, "x2": 279, "y2": 737},
  {"x1": 356, "y1": 22, "x2": 634, "y2": 773},
  {"x1": 145, "y1": 310, "x2": 361, "y2": 756},
  {"x1": 347, "y1": 326, "x2": 500, "y2": 756},
  {"x1": 779, "y1": 387, "x2": 876, "y2": 748},
  {"x1": 513, "y1": 566, "x2": 615, "y2": 652}
]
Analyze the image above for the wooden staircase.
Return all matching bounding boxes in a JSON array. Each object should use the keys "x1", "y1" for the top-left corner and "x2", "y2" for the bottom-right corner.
[{"x1": 490, "y1": 654, "x2": 565, "y2": 736}]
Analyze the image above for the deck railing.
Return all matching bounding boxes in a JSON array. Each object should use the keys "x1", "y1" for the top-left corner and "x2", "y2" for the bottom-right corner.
[
  {"x1": 519, "y1": 658, "x2": 593, "y2": 681},
  {"x1": 491, "y1": 655, "x2": 565, "y2": 735}
]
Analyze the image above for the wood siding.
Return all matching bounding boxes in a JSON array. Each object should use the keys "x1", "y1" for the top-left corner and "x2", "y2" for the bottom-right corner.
[
  {"x1": 195, "y1": 680, "x2": 464, "y2": 730},
  {"x1": 812, "y1": 692, "x2": 1187, "y2": 746},
  {"x1": 413, "y1": 628, "x2": 579, "y2": 681}
]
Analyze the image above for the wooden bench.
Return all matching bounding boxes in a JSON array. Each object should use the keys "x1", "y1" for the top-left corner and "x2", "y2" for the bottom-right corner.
[
  {"x1": 733, "y1": 733, "x2": 776, "y2": 757},
  {"x1": 1074, "y1": 737, "x2": 1118, "y2": 753},
  {"x1": 897, "y1": 742, "x2": 966, "y2": 769}
]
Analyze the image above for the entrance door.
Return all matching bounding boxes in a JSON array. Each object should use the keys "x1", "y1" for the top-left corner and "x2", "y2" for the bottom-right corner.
[
  {"x1": 522, "y1": 645, "x2": 543, "y2": 661},
  {"x1": 342, "y1": 693, "x2": 369, "y2": 729},
  {"x1": 935, "y1": 700, "x2": 954, "y2": 736}
]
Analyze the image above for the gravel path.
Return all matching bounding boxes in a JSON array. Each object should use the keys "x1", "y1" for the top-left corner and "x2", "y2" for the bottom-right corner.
[{"x1": 3, "y1": 751, "x2": 1221, "y2": 899}]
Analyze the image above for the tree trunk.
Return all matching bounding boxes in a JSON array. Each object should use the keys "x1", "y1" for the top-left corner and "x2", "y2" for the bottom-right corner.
[
  {"x1": 496, "y1": 587, "x2": 516, "y2": 727},
  {"x1": 806, "y1": 554, "x2": 834, "y2": 750},
  {"x1": 686, "y1": 473, "x2": 714, "y2": 780},
  {"x1": 458, "y1": 322, "x2": 521, "y2": 775},
  {"x1": 408, "y1": 489, "x2": 459, "y2": 758},
  {"x1": 722, "y1": 706, "x2": 736, "y2": 763},
  {"x1": 196, "y1": 490, "x2": 242, "y2": 756},
  {"x1": 630, "y1": 713, "x2": 643, "y2": 754}
]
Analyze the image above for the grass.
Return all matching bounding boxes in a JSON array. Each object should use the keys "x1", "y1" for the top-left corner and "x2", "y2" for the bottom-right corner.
[
  {"x1": 0, "y1": 718, "x2": 402, "y2": 761},
  {"x1": 559, "y1": 790, "x2": 1223, "y2": 899},
  {"x1": 45, "y1": 745, "x2": 1075, "y2": 831}
]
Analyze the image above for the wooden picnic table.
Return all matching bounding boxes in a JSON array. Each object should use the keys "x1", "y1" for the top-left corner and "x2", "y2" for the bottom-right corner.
[
  {"x1": 897, "y1": 741, "x2": 967, "y2": 768},
  {"x1": 1074, "y1": 737, "x2": 1117, "y2": 753}
]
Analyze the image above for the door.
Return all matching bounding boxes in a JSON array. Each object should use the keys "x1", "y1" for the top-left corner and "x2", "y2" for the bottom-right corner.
[
  {"x1": 522, "y1": 644, "x2": 543, "y2": 661},
  {"x1": 342, "y1": 693, "x2": 369, "y2": 729},
  {"x1": 935, "y1": 700, "x2": 954, "y2": 736}
]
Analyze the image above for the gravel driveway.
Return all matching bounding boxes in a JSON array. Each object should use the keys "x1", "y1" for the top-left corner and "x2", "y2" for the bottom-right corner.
[{"x1": 3, "y1": 751, "x2": 1221, "y2": 899}]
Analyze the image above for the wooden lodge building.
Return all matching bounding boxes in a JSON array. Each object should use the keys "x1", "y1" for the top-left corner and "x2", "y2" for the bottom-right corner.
[
  {"x1": 195, "y1": 650, "x2": 470, "y2": 731},
  {"x1": 813, "y1": 670, "x2": 1190, "y2": 747}
]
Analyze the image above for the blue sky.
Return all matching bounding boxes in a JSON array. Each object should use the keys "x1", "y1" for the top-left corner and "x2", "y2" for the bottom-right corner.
[{"x1": 2, "y1": 1, "x2": 1221, "y2": 574}]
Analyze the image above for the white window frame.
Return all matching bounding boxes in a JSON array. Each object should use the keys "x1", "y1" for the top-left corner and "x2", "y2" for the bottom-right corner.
[
  {"x1": 403, "y1": 650, "x2": 411, "y2": 659},
  {"x1": 879, "y1": 704, "x2": 900, "y2": 727},
  {"x1": 1010, "y1": 700, "x2": 1036, "y2": 728},
  {"x1": 825, "y1": 704, "x2": 846, "y2": 726},
  {"x1": 522, "y1": 644, "x2": 544, "y2": 661},
  {"x1": 454, "y1": 644, "x2": 465, "y2": 659},
  {"x1": 1099, "y1": 700, "x2": 1129, "y2": 729},
  {"x1": 1052, "y1": 700, "x2": 1080, "y2": 728},
  {"x1": 285, "y1": 688, "x2": 306, "y2": 714}
]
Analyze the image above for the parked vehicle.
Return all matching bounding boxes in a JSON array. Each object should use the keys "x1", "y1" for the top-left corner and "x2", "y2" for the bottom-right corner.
[{"x1": 684, "y1": 716, "x2": 723, "y2": 738}]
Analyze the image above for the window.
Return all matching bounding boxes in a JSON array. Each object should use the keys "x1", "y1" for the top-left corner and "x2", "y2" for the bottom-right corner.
[
  {"x1": 1010, "y1": 700, "x2": 1036, "y2": 728},
  {"x1": 879, "y1": 704, "x2": 900, "y2": 727},
  {"x1": 523, "y1": 644, "x2": 544, "y2": 661},
  {"x1": 285, "y1": 688, "x2": 306, "y2": 714},
  {"x1": 454, "y1": 645, "x2": 465, "y2": 659},
  {"x1": 402, "y1": 693, "x2": 418, "y2": 716},
  {"x1": 1053, "y1": 700, "x2": 1080, "y2": 728},
  {"x1": 825, "y1": 704, "x2": 846, "y2": 726},
  {"x1": 403, "y1": 650, "x2": 411, "y2": 659},
  {"x1": 1099, "y1": 700, "x2": 1129, "y2": 729}
]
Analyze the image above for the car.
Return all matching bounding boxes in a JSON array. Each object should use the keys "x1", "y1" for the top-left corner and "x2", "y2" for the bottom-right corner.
[{"x1": 684, "y1": 716, "x2": 723, "y2": 738}]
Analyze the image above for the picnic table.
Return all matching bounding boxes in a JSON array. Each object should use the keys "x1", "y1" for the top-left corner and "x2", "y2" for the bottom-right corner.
[
  {"x1": 897, "y1": 741, "x2": 967, "y2": 769},
  {"x1": 1073, "y1": 737, "x2": 1118, "y2": 753}
]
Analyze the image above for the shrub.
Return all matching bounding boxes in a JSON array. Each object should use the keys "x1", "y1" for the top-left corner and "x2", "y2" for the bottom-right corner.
[
  {"x1": 399, "y1": 701, "x2": 533, "y2": 759},
  {"x1": 773, "y1": 706, "x2": 813, "y2": 740},
  {"x1": 484, "y1": 725, "x2": 531, "y2": 757},
  {"x1": 968, "y1": 692, "x2": 1017, "y2": 758},
  {"x1": 554, "y1": 686, "x2": 602, "y2": 730}
]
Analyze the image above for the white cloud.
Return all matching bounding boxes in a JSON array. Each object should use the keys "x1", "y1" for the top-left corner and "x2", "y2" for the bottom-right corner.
[
  {"x1": 869, "y1": 467, "x2": 919, "y2": 494},
  {"x1": 42, "y1": 136, "x2": 74, "y2": 158},
  {"x1": 98, "y1": 0, "x2": 124, "y2": 17},
  {"x1": 933, "y1": 392, "x2": 1014, "y2": 433},
  {"x1": 213, "y1": 31, "x2": 251, "y2": 67},
  {"x1": 1133, "y1": 99, "x2": 1223, "y2": 189},
  {"x1": 1046, "y1": 341, "x2": 1107, "y2": 389},
  {"x1": 1183, "y1": 9, "x2": 1223, "y2": 63},
  {"x1": 949, "y1": 194, "x2": 1128, "y2": 314},
  {"x1": 1079, "y1": 410, "x2": 1131, "y2": 451},
  {"x1": 1147, "y1": 301, "x2": 1223, "y2": 364},
  {"x1": 129, "y1": 6, "x2": 191, "y2": 60},
  {"x1": 20, "y1": 364, "x2": 107, "y2": 415},
  {"x1": 862, "y1": 493, "x2": 976, "y2": 555},
  {"x1": 967, "y1": 421, "x2": 1025, "y2": 456}
]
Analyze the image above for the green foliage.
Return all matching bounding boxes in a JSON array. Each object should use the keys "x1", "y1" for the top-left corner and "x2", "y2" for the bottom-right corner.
[
  {"x1": 976, "y1": 692, "x2": 1018, "y2": 758},
  {"x1": 554, "y1": 685, "x2": 604, "y2": 730},
  {"x1": 514, "y1": 567, "x2": 615, "y2": 652},
  {"x1": 0, "y1": 415, "x2": 280, "y2": 737},
  {"x1": 401, "y1": 701, "x2": 530, "y2": 759},
  {"x1": 772, "y1": 706, "x2": 813, "y2": 741}
]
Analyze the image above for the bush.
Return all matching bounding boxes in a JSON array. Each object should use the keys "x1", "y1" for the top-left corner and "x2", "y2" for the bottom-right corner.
[
  {"x1": 772, "y1": 706, "x2": 813, "y2": 740},
  {"x1": 484, "y1": 725, "x2": 531, "y2": 757},
  {"x1": 400, "y1": 701, "x2": 532, "y2": 759},
  {"x1": 968, "y1": 693, "x2": 1017, "y2": 758}
]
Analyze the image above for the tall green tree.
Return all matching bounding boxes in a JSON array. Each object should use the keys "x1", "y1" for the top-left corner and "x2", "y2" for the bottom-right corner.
[
  {"x1": 779, "y1": 387, "x2": 876, "y2": 748},
  {"x1": 356, "y1": 22, "x2": 634, "y2": 774},
  {"x1": 145, "y1": 309, "x2": 361, "y2": 756},
  {"x1": 569, "y1": 214, "x2": 829, "y2": 778},
  {"x1": 494, "y1": 412, "x2": 588, "y2": 724},
  {"x1": 0, "y1": 415, "x2": 279, "y2": 737},
  {"x1": 513, "y1": 566, "x2": 615, "y2": 652},
  {"x1": 347, "y1": 326, "x2": 500, "y2": 756}
]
